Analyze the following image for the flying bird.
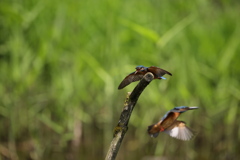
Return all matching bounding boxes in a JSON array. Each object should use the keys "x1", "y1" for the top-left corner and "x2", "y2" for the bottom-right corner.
[
  {"x1": 118, "y1": 65, "x2": 172, "y2": 89},
  {"x1": 148, "y1": 106, "x2": 198, "y2": 141}
]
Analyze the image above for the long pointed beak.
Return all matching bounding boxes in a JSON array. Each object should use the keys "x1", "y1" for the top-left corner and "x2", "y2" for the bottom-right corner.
[
  {"x1": 188, "y1": 106, "x2": 198, "y2": 110},
  {"x1": 134, "y1": 70, "x2": 138, "y2": 74}
]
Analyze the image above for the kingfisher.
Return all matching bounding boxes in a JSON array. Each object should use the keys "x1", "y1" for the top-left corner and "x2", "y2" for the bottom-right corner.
[
  {"x1": 118, "y1": 65, "x2": 172, "y2": 89},
  {"x1": 148, "y1": 106, "x2": 198, "y2": 141}
]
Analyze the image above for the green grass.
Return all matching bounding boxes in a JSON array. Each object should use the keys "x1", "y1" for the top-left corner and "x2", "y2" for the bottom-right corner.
[{"x1": 0, "y1": 0, "x2": 240, "y2": 159}]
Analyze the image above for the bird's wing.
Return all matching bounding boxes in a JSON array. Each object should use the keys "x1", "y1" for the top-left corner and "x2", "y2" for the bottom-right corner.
[
  {"x1": 148, "y1": 66, "x2": 172, "y2": 76},
  {"x1": 164, "y1": 120, "x2": 194, "y2": 141},
  {"x1": 118, "y1": 72, "x2": 144, "y2": 89}
]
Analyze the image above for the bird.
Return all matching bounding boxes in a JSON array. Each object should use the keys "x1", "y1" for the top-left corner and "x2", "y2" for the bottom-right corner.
[
  {"x1": 118, "y1": 65, "x2": 172, "y2": 89},
  {"x1": 148, "y1": 106, "x2": 198, "y2": 141}
]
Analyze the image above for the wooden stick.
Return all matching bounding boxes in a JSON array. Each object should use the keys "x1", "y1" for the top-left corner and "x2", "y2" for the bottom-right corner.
[{"x1": 105, "y1": 72, "x2": 154, "y2": 160}]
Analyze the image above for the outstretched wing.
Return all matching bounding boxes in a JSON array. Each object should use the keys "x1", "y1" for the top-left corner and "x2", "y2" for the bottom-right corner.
[
  {"x1": 164, "y1": 121, "x2": 194, "y2": 141},
  {"x1": 148, "y1": 66, "x2": 172, "y2": 77},
  {"x1": 118, "y1": 72, "x2": 144, "y2": 89}
]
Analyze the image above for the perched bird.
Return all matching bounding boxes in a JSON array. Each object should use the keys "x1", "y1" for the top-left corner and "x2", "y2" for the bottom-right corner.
[
  {"x1": 148, "y1": 106, "x2": 198, "y2": 141},
  {"x1": 118, "y1": 65, "x2": 172, "y2": 89}
]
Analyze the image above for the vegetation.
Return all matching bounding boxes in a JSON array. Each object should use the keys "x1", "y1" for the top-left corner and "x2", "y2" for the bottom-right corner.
[{"x1": 0, "y1": 0, "x2": 240, "y2": 159}]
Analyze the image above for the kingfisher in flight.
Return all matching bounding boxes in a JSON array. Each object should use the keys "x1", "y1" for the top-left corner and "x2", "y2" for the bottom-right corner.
[
  {"x1": 118, "y1": 65, "x2": 172, "y2": 89},
  {"x1": 148, "y1": 106, "x2": 198, "y2": 141}
]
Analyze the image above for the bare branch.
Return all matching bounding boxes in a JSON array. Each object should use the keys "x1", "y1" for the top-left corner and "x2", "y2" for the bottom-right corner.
[{"x1": 105, "y1": 72, "x2": 154, "y2": 160}]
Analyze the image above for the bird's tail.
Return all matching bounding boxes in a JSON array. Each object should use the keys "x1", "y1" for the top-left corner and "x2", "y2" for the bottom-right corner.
[{"x1": 148, "y1": 124, "x2": 160, "y2": 138}]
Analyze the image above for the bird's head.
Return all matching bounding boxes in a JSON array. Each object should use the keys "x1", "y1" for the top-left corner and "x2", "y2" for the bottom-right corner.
[
  {"x1": 134, "y1": 65, "x2": 147, "y2": 74},
  {"x1": 173, "y1": 106, "x2": 198, "y2": 113}
]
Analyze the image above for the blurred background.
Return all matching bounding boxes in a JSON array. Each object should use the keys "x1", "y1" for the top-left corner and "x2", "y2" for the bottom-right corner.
[{"x1": 0, "y1": 0, "x2": 240, "y2": 160}]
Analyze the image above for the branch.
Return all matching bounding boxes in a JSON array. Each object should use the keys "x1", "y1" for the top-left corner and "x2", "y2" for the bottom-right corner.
[{"x1": 105, "y1": 72, "x2": 154, "y2": 160}]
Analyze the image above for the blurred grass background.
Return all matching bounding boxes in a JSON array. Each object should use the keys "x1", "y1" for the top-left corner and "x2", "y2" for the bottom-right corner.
[{"x1": 0, "y1": 0, "x2": 240, "y2": 159}]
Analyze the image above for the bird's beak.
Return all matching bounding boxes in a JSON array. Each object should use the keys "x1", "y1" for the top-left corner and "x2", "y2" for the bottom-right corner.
[
  {"x1": 189, "y1": 106, "x2": 198, "y2": 110},
  {"x1": 134, "y1": 70, "x2": 138, "y2": 74}
]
